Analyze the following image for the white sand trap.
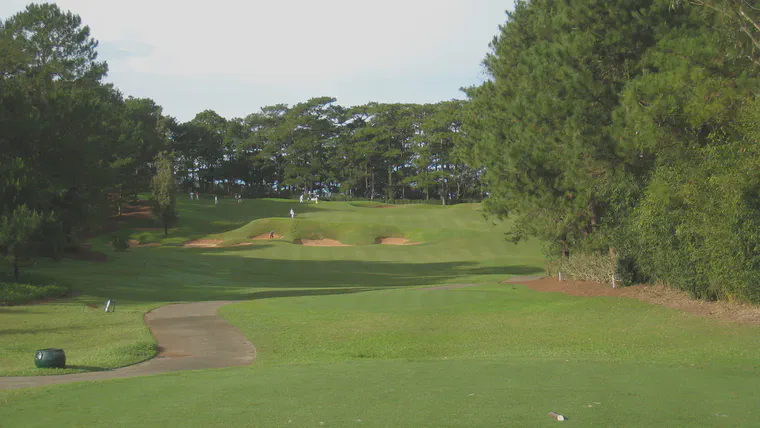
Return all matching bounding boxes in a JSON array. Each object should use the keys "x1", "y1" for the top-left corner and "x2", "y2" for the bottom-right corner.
[
  {"x1": 252, "y1": 233, "x2": 284, "y2": 240},
  {"x1": 377, "y1": 237, "x2": 421, "y2": 245},
  {"x1": 297, "y1": 238, "x2": 353, "y2": 247},
  {"x1": 183, "y1": 239, "x2": 224, "y2": 248}
]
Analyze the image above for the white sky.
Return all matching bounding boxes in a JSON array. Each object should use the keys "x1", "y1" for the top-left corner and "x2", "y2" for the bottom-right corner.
[{"x1": 1, "y1": 1, "x2": 514, "y2": 121}]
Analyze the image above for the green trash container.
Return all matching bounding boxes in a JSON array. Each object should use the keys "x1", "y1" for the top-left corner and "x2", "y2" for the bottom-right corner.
[{"x1": 35, "y1": 348, "x2": 66, "y2": 368}]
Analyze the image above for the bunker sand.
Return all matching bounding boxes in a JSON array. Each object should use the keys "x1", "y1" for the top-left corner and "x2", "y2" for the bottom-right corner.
[{"x1": 0, "y1": 301, "x2": 255, "y2": 390}]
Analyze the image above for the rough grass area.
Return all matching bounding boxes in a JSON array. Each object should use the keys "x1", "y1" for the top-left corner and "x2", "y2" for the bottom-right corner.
[
  {"x1": 0, "y1": 281, "x2": 69, "y2": 306},
  {"x1": 0, "y1": 304, "x2": 156, "y2": 376}
]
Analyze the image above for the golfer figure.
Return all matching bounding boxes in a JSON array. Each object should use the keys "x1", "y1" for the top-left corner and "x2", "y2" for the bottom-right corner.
[
  {"x1": 190, "y1": 191, "x2": 194, "y2": 200},
  {"x1": 299, "y1": 194, "x2": 304, "y2": 203},
  {"x1": 269, "y1": 230, "x2": 275, "y2": 239},
  {"x1": 214, "y1": 196, "x2": 218, "y2": 205},
  {"x1": 290, "y1": 208, "x2": 295, "y2": 219}
]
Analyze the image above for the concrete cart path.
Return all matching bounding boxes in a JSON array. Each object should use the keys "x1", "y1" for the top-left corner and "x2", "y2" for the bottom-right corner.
[{"x1": 0, "y1": 301, "x2": 256, "y2": 390}]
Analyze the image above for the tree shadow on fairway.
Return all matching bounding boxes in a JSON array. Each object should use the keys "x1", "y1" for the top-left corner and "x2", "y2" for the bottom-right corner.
[
  {"x1": 53, "y1": 246, "x2": 544, "y2": 303},
  {"x1": 249, "y1": 287, "x2": 376, "y2": 300}
]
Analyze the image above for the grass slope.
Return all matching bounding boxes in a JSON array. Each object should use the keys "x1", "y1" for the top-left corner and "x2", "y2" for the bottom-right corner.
[
  {"x1": 1, "y1": 197, "x2": 759, "y2": 426},
  {"x1": 0, "y1": 198, "x2": 542, "y2": 375}
]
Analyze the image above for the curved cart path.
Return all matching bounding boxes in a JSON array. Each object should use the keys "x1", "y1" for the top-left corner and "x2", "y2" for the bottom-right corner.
[{"x1": 0, "y1": 301, "x2": 255, "y2": 390}]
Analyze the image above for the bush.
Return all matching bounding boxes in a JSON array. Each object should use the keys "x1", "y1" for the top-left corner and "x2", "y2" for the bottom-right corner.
[
  {"x1": 0, "y1": 282, "x2": 69, "y2": 306},
  {"x1": 545, "y1": 252, "x2": 618, "y2": 285},
  {"x1": 110, "y1": 234, "x2": 130, "y2": 252}
]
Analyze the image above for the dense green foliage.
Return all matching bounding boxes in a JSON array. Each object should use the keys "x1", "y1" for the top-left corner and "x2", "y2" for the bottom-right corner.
[
  {"x1": 464, "y1": 0, "x2": 760, "y2": 301},
  {"x1": 0, "y1": 3, "x2": 478, "y2": 287},
  {"x1": 0, "y1": 281, "x2": 67, "y2": 306},
  {"x1": 4, "y1": 0, "x2": 760, "y2": 301},
  {"x1": 150, "y1": 152, "x2": 179, "y2": 236}
]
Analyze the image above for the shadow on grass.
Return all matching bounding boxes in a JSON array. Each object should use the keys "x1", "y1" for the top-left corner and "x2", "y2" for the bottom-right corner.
[
  {"x1": 249, "y1": 287, "x2": 379, "y2": 300},
  {"x1": 63, "y1": 365, "x2": 110, "y2": 372},
  {"x1": 40, "y1": 246, "x2": 544, "y2": 303}
]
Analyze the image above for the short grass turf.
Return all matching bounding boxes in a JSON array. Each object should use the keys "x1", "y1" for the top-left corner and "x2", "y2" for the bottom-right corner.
[
  {"x1": 1, "y1": 197, "x2": 760, "y2": 426},
  {"x1": 2, "y1": 286, "x2": 759, "y2": 426},
  {"x1": 0, "y1": 198, "x2": 542, "y2": 375}
]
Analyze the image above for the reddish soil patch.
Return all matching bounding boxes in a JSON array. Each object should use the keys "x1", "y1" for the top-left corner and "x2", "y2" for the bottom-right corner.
[
  {"x1": 127, "y1": 239, "x2": 160, "y2": 248},
  {"x1": 511, "y1": 277, "x2": 760, "y2": 325},
  {"x1": 425, "y1": 283, "x2": 479, "y2": 290},
  {"x1": 183, "y1": 239, "x2": 224, "y2": 248},
  {"x1": 252, "y1": 233, "x2": 284, "y2": 240},
  {"x1": 297, "y1": 238, "x2": 353, "y2": 247},
  {"x1": 376, "y1": 237, "x2": 421, "y2": 245},
  {"x1": 114, "y1": 201, "x2": 153, "y2": 220}
]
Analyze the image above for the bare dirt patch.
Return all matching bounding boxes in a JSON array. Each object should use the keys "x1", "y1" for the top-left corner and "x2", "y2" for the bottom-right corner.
[
  {"x1": 425, "y1": 283, "x2": 479, "y2": 290},
  {"x1": 510, "y1": 277, "x2": 760, "y2": 325},
  {"x1": 114, "y1": 201, "x2": 153, "y2": 221},
  {"x1": 297, "y1": 238, "x2": 353, "y2": 247},
  {"x1": 376, "y1": 237, "x2": 421, "y2": 245},
  {"x1": 127, "y1": 239, "x2": 160, "y2": 248},
  {"x1": 183, "y1": 239, "x2": 224, "y2": 248},
  {"x1": 252, "y1": 233, "x2": 284, "y2": 240}
]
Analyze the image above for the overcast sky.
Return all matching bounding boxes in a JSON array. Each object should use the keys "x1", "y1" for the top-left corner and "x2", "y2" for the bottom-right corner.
[{"x1": 1, "y1": 1, "x2": 514, "y2": 121}]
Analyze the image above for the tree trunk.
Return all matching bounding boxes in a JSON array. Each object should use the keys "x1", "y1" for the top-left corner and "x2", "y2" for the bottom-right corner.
[
  {"x1": 370, "y1": 170, "x2": 376, "y2": 200},
  {"x1": 387, "y1": 166, "x2": 393, "y2": 201},
  {"x1": 164, "y1": 222, "x2": 168, "y2": 236}
]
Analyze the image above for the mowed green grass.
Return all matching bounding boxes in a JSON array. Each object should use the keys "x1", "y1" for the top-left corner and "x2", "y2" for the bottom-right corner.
[
  {"x1": 1, "y1": 197, "x2": 760, "y2": 427},
  {"x1": 0, "y1": 198, "x2": 543, "y2": 375}
]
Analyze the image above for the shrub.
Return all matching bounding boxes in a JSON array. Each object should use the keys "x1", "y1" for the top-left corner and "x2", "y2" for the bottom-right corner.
[
  {"x1": 0, "y1": 281, "x2": 69, "y2": 306},
  {"x1": 110, "y1": 234, "x2": 130, "y2": 252}
]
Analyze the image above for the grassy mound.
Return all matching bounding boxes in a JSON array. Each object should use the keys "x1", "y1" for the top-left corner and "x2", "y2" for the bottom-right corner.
[{"x1": 213, "y1": 217, "x2": 411, "y2": 246}]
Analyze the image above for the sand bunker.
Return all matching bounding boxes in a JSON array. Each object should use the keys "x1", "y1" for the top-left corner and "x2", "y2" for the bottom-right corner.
[
  {"x1": 252, "y1": 233, "x2": 284, "y2": 240},
  {"x1": 377, "y1": 237, "x2": 421, "y2": 245},
  {"x1": 297, "y1": 238, "x2": 353, "y2": 247},
  {"x1": 183, "y1": 239, "x2": 224, "y2": 248}
]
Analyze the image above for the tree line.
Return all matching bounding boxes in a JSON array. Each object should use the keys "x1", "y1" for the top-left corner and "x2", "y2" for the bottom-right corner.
[
  {"x1": 464, "y1": 0, "x2": 760, "y2": 302},
  {"x1": 0, "y1": 3, "x2": 479, "y2": 277},
  {"x1": 5, "y1": 1, "x2": 760, "y2": 304},
  {"x1": 174, "y1": 98, "x2": 480, "y2": 203}
]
